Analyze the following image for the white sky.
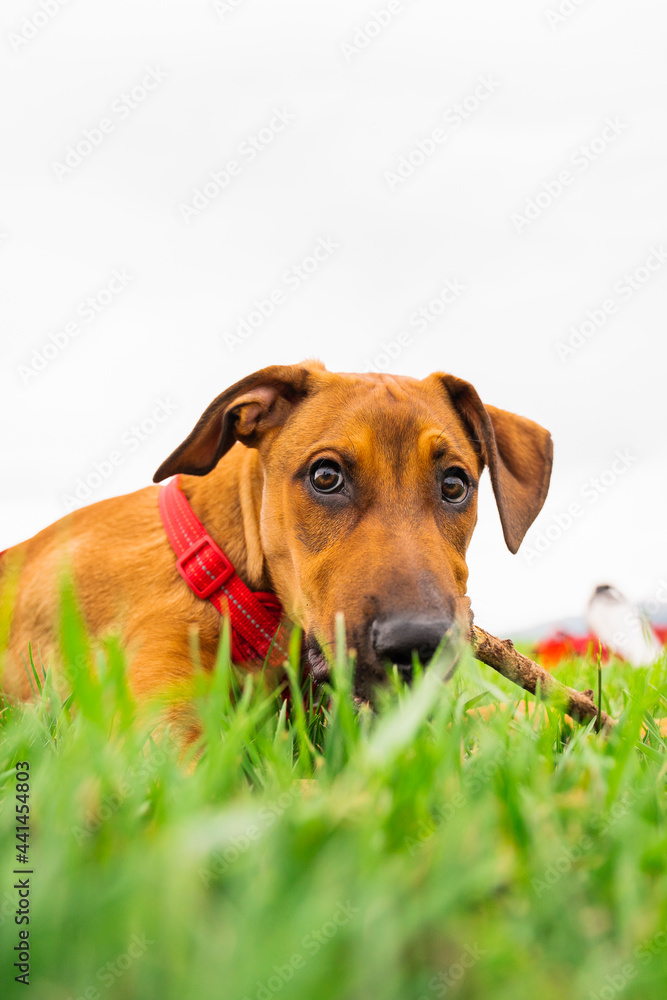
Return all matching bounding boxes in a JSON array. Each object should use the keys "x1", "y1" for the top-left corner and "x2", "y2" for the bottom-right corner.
[{"x1": 1, "y1": 0, "x2": 666, "y2": 636}]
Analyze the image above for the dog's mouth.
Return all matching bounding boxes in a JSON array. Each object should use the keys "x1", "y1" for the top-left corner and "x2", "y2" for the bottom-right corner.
[
  {"x1": 305, "y1": 639, "x2": 331, "y2": 683},
  {"x1": 304, "y1": 632, "x2": 381, "y2": 700},
  {"x1": 305, "y1": 636, "x2": 377, "y2": 707}
]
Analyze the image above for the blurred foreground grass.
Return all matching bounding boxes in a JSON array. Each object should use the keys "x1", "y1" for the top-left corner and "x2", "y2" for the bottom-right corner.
[{"x1": 1, "y1": 603, "x2": 667, "y2": 1000}]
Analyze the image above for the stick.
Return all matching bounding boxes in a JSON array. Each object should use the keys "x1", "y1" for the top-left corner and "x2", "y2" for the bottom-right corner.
[{"x1": 470, "y1": 625, "x2": 616, "y2": 732}]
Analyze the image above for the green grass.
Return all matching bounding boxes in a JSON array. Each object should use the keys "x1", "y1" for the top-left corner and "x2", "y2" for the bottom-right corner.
[{"x1": 1, "y1": 603, "x2": 667, "y2": 1000}]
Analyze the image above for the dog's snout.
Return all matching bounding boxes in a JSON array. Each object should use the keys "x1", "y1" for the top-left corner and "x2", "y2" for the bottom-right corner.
[{"x1": 371, "y1": 614, "x2": 454, "y2": 667}]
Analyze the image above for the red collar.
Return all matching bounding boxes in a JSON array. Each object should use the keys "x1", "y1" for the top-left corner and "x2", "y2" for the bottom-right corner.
[{"x1": 158, "y1": 476, "x2": 288, "y2": 668}]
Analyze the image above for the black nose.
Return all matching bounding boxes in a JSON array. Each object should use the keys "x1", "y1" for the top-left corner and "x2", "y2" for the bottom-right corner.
[{"x1": 371, "y1": 615, "x2": 454, "y2": 668}]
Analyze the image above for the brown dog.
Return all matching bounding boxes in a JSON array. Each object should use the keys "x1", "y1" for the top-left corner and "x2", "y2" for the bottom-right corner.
[{"x1": 1, "y1": 361, "x2": 552, "y2": 732}]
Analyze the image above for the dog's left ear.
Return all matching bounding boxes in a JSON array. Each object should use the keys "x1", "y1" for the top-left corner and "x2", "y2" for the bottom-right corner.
[
  {"x1": 153, "y1": 362, "x2": 322, "y2": 482},
  {"x1": 439, "y1": 373, "x2": 553, "y2": 554}
]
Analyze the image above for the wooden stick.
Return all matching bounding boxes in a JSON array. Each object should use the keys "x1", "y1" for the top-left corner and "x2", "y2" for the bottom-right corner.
[{"x1": 470, "y1": 625, "x2": 616, "y2": 732}]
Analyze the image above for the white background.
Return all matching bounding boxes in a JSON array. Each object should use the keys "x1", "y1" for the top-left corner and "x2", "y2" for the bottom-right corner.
[{"x1": 1, "y1": 0, "x2": 666, "y2": 635}]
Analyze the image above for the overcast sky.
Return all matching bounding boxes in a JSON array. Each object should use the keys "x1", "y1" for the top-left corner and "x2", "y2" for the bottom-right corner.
[{"x1": 1, "y1": 0, "x2": 666, "y2": 636}]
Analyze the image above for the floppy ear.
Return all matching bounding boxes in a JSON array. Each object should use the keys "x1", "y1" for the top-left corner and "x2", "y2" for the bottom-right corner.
[
  {"x1": 153, "y1": 362, "x2": 320, "y2": 482},
  {"x1": 440, "y1": 373, "x2": 553, "y2": 554}
]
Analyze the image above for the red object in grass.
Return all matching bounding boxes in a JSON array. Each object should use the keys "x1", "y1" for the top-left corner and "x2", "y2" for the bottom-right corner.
[
  {"x1": 535, "y1": 626, "x2": 667, "y2": 668},
  {"x1": 534, "y1": 633, "x2": 610, "y2": 668}
]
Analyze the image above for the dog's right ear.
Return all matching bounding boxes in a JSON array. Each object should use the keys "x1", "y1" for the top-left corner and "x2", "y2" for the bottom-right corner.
[
  {"x1": 438, "y1": 373, "x2": 553, "y2": 554},
  {"x1": 153, "y1": 362, "x2": 321, "y2": 481}
]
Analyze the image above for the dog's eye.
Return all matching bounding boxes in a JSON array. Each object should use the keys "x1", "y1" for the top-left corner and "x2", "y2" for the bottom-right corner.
[
  {"x1": 310, "y1": 461, "x2": 344, "y2": 494},
  {"x1": 441, "y1": 469, "x2": 469, "y2": 504}
]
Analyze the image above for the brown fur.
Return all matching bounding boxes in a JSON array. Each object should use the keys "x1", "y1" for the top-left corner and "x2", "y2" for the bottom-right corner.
[{"x1": 1, "y1": 361, "x2": 552, "y2": 733}]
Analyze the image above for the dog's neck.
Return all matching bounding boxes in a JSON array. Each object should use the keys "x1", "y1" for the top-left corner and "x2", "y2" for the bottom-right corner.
[{"x1": 177, "y1": 445, "x2": 269, "y2": 591}]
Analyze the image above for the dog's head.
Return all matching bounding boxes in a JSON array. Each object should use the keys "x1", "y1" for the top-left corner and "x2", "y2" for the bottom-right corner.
[{"x1": 154, "y1": 361, "x2": 552, "y2": 700}]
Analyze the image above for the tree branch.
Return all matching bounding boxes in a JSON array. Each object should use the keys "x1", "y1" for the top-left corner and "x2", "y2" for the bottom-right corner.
[{"x1": 470, "y1": 625, "x2": 616, "y2": 733}]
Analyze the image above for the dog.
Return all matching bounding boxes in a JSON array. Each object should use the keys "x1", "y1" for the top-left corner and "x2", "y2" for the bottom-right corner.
[{"x1": 0, "y1": 361, "x2": 552, "y2": 740}]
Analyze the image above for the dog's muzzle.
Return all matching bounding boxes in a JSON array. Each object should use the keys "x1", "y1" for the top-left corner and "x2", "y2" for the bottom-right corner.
[{"x1": 305, "y1": 613, "x2": 460, "y2": 686}]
